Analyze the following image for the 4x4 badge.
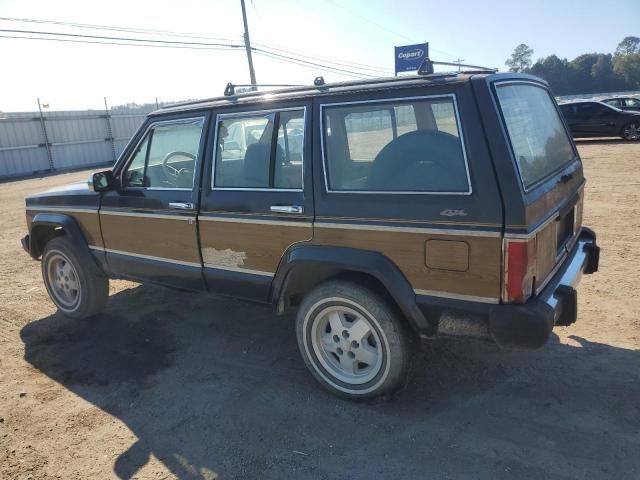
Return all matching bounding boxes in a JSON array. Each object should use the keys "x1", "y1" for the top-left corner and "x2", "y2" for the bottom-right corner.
[{"x1": 440, "y1": 209, "x2": 468, "y2": 217}]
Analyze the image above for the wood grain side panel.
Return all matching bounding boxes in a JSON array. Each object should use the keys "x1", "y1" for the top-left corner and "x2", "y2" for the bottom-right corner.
[
  {"x1": 101, "y1": 216, "x2": 200, "y2": 263},
  {"x1": 425, "y1": 240, "x2": 469, "y2": 272},
  {"x1": 199, "y1": 221, "x2": 312, "y2": 272},
  {"x1": 312, "y1": 227, "x2": 501, "y2": 298},
  {"x1": 72, "y1": 212, "x2": 102, "y2": 248},
  {"x1": 535, "y1": 220, "x2": 556, "y2": 284}
]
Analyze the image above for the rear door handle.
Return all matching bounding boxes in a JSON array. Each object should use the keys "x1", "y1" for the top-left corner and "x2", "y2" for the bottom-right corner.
[
  {"x1": 169, "y1": 202, "x2": 194, "y2": 210},
  {"x1": 270, "y1": 205, "x2": 304, "y2": 214}
]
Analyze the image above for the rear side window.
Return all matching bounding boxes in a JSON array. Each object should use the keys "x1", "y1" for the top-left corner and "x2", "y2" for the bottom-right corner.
[
  {"x1": 604, "y1": 98, "x2": 623, "y2": 108},
  {"x1": 496, "y1": 84, "x2": 575, "y2": 190},
  {"x1": 214, "y1": 109, "x2": 304, "y2": 190},
  {"x1": 322, "y1": 96, "x2": 470, "y2": 193}
]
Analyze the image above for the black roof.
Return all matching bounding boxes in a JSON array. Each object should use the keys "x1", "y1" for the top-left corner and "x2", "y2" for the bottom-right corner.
[{"x1": 153, "y1": 71, "x2": 508, "y2": 116}]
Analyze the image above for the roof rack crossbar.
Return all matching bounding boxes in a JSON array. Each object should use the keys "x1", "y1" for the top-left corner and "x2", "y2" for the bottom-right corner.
[
  {"x1": 418, "y1": 58, "x2": 496, "y2": 75},
  {"x1": 224, "y1": 82, "x2": 304, "y2": 96}
]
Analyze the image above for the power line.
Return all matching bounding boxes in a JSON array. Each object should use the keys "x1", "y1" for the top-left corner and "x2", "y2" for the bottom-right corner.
[
  {"x1": 324, "y1": 0, "x2": 415, "y2": 43},
  {"x1": 0, "y1": 31, "x2": 373, "y2": 79},
  {"x1": 0, "y1": 16, "x2": 242, "y2": 42},
  {"x1": 252, "y1": 40, "x2": 391, "y2": 74},
  {"x1": 0, "y1": 33, "x2": 240, "y2": 51},
  {"x1": 0, "y1": 16, "x2": 393, "y2": 75},
  {"x1": 322, "y1": 1, "x2": 461, "y2": 60},
  {"x1": 0, "y1": 27, "x2": 245, "y2": 48},
  {"x1": 253, "y1": 49, "x2": 374, "y2": 78}
]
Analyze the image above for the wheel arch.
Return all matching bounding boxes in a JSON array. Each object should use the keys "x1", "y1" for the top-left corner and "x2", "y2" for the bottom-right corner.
[
  {"x1": 271, "y1": 244, "x2": 435, "y2": 336},
  {"x1": 28, "y1": 212, "x2": 97, "y2": 265}
]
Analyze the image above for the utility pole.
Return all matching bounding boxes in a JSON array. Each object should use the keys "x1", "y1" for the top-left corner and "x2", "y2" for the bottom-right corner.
[
  {"x1": 240, "y1": 0, "x2": 257, "y2": 89},
  {"x1": 454, "y1": 57, "x2": 465, "y2": 72}
]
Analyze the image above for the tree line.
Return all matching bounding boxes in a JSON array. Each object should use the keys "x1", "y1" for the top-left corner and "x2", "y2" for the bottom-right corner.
[{"x1": 505, "y1": 37, "x2": 640, "y2": 95}]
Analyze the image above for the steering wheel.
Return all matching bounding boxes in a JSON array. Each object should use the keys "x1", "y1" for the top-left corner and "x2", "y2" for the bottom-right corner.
[{"x1": 161, "y1": 151, "x2": 196, "y2": 185}]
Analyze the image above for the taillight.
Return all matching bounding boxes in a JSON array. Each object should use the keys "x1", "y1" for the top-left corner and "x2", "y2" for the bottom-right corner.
[{"x1": 503, "y1": 237, "x2": 536, "y2": 303}]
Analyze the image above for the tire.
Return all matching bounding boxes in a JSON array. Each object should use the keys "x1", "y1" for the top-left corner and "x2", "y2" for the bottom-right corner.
[
  {"x1": 621, "y1": 121, "x2": 640, "y2": 141},
  {"x1": 296, "y1": 280, "x2": 411, "y2": 399},
  {"x1": 41, "y1": 236, "x2": 109, "y2": 319}
]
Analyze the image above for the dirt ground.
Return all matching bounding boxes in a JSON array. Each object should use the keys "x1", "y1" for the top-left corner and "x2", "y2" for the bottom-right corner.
[{"x1": 1, "y1": 140, "x2": 639, "y2": 479}]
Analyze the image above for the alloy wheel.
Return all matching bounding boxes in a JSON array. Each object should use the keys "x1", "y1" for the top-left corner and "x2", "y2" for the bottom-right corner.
[
  {"x1": 310, "y1": 304, "x2": 384, "y2": 385},
  {"x1": 46, "y1": 252, "x2": 80, "y2": 308}
]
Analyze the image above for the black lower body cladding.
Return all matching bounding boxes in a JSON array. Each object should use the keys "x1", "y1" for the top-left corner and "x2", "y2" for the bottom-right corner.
[
  {"x1": 416, "y1": 228, "x2": 600, "y2": 349},
  {"x1": 489, "y1": 300, "x2": 555, "y2": 349}
]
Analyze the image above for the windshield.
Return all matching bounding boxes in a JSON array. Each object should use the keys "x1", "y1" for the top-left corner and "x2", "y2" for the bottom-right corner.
[{"x1": 496, "y1": 83, "x2": 575, "y2": 189}]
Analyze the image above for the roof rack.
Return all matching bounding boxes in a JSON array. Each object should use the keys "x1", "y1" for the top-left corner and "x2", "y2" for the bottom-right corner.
[
  {"x1": 223, "y1": 82, "x2": 303, "y2": 96},
  {"x1": 160, "y1": 70, "x2": 495, "y2": 111},
  {"x1": 223, "y1": 77, "x2": 325, "y2": 96},
  {"x1": 418, "y1": 58, "x2": 496, "y2": 75}
]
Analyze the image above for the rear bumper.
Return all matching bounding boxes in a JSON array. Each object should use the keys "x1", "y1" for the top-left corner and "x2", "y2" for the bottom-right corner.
[{"x1": 488, "y1": 227, "x2": 600, "y2": 349}]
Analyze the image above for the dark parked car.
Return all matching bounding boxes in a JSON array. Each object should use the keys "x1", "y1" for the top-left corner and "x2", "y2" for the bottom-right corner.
[
  {"x1": 22, "y1": 73, "x2": 599, "y2": 399},
  {"x1": 559, "y1": 100, "x2": 640, "y2": 140},
  {"x1": 600, "y1": 96, "x2": 640, "y2": 112}
]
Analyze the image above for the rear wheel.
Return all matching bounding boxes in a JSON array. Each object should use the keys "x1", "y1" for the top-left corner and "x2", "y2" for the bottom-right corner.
[
  {"x1": 622, "y1": 121, "x2": 640, "y2": 141},
  {"x1": 296, "y1": 281, "x2": 411, "y2": 399},
  {"x1": 42, "y1": 236, "x2": 108, "y2": 319}
]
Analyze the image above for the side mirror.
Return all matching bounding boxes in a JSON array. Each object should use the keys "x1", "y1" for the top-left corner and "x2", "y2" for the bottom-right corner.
[{"x1": 88, "y1": 170, "x2": 114, "y2": 192}]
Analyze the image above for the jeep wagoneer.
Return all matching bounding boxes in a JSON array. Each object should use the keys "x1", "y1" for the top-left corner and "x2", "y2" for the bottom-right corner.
[{"x1": 22, "y1": 72, "x2": 599, "y2": 399}]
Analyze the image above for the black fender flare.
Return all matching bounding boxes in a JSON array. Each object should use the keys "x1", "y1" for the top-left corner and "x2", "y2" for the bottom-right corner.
[
  {"x1": 271, "y1": 244, "x2": 435, "y2": 336},
  {"x1": 28, "y1": 212, "x2": 97, "y2": 265}
]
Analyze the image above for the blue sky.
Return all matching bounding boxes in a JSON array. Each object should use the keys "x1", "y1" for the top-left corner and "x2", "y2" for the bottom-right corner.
[{"x1": 0, "y1": 0, "x2": 638, "y2": 111}]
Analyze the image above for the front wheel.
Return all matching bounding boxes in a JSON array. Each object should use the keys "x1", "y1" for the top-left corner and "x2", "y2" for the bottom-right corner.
[
  {"x1": 42, "y1": 236, "x2": 109, "y2": 319},
  {"x1": 296, "y1": 281, "x2": 411, "y2": 399},
  {"x1": 622, "y1": 121, "x2": 640, "y2": 141}
]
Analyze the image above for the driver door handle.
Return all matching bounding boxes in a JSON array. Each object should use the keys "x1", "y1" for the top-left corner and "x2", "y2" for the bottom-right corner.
[
  {"x1": 270, "y1": 205, "x2": 304, "y2": 214},
  {"x1": 169, "y1": 202, "x2": 194, "y2": 210}
]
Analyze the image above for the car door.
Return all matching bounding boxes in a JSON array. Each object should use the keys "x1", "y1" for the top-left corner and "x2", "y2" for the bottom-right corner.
[
  {"x1": 99, "y1": 114, "x2": 208, "y2": 290},
  {"x1": 559, "y1": 104, "x2": 579, "y2": 135},
  {"x1": 198, "y1": 104, "x2": 313, "y2": 301},
  {"x1": 575, "y1": 102, "x2": 616, "y2": 136}
]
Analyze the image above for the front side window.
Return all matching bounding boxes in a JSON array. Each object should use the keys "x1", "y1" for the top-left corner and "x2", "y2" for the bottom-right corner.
[
  {"x1": 322, "y1": 97, "x2": 469, "y2": 193},
  {"x1": 496, "y1": 84, "x2": 575, "y2": 189},
  {"x1": 214, "y1": 108, "x2": 304, "y2": 190},
  {"x1": 122, "y1": 118, "x2": 204, "y2": 189}
]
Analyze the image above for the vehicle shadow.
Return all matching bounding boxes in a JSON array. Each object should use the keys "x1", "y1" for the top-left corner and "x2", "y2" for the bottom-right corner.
[{"x1": 20, "y1": 284, "x2": 640, "y2": 479}]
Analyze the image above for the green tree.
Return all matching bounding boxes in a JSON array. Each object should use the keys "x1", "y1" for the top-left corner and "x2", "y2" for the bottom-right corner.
[
  {"x1": 613, "y1": 53, "x2": 640, "y2": 89},
  {"x1": 505, "y1": 43, "x2": 534, "y2": 73},
  {"x1": 615, "y1": 36, "x2": 640, "y2": 56},
  {"x1": 591, "y1": 54, "x2": 623, "y2": 92},
  {"x1": 528, "y1": 55, "x2": 573, "y2": 95},
  {"x1": 570, "y1": 53, "x2": 601, "y2": 92}
]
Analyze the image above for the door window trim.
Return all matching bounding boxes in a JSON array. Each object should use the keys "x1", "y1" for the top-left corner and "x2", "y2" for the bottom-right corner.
[
  {"x1": 210, "y1": 106, "x2": 307, "y2": 192},
  {"x1": 119, "y1": 116, "x2": 206, "y2": 191},
  {"x1": 319, "y1": 94, "x2": 473, "y2": 195}
]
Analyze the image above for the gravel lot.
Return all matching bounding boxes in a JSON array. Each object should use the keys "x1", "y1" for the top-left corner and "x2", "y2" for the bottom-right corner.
[{"x1": 1, "y1": 140, "x2": 639, "y2": 479}]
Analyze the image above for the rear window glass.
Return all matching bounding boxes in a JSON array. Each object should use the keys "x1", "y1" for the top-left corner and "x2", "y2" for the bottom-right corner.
[
  {"x1": 322, "y1": 97, "x2": 470, "y2": 193},
  {"x1": 496, "y1": 84, "x2": 575, "y2": 189}
]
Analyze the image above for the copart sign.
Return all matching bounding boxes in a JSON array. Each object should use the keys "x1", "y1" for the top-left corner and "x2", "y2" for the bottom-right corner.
[{"x1": 394, "y1": 43, "x2": 429, "y2": 74}]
